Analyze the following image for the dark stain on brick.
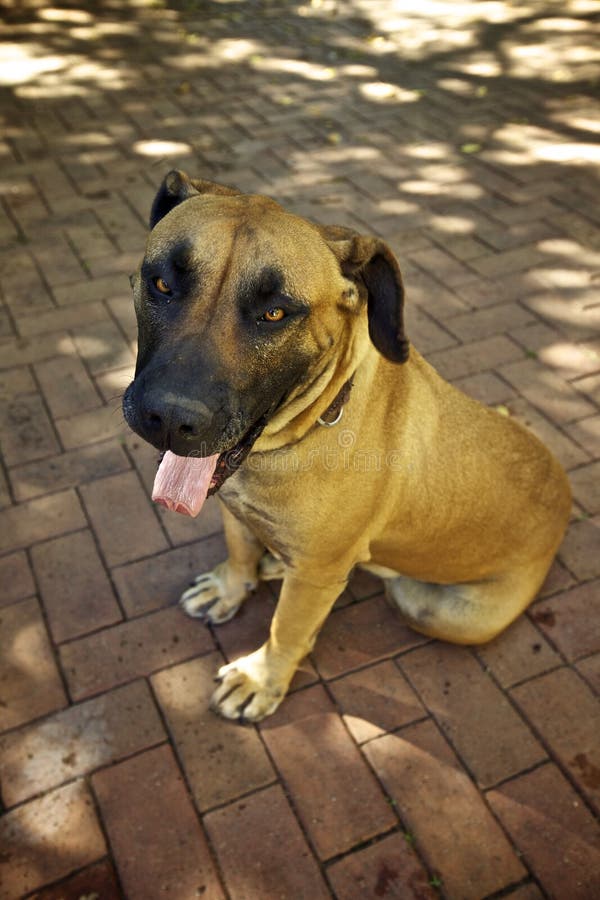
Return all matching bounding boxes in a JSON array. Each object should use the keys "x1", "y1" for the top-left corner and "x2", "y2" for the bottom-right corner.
[
  {"x1": 532, "y1": 609, "x2": 555, "y2": 627},
  {"x1": 375, "y1": 861, "x2": 399, "y2": 896},
  {"x1": 571, "y1": 752, "x2": 600, "y2": 789},
  {"x1": 408, "y1": 869, "x2": 436, "y2": 899}
]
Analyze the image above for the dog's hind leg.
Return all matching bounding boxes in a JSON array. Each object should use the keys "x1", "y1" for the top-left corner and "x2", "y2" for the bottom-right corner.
[
  {"x1": 385, "y1": 563, "x2": 551, "y2": 645},
  {"x1": 181, "y1": 503, "x2": 264, "y2": 624}
]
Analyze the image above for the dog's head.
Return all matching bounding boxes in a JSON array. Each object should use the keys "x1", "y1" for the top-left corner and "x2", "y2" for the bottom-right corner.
[{"x1": 123, "y1": 170, "x2": 409, "y2": 458}]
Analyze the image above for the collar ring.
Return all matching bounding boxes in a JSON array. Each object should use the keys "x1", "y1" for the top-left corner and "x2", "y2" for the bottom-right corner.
[{"x1": 317, "y1": 406, "x2": 344, "y2": 428}]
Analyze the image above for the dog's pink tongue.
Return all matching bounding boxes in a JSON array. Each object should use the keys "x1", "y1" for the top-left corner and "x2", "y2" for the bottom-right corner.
[{"x1": 152, "y1": 450, "x2": 219, "y2": 517}]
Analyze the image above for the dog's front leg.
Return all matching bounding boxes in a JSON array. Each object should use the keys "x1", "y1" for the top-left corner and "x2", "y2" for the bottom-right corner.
[
  {"x1": 211, "y1": 571, "x2": 345, "y2": 722},
  {"x1": 180, "y1": 502, "x2": 264, "y2": 624}
]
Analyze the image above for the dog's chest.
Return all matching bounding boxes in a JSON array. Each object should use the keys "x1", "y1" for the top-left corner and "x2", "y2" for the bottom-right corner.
[{"x1": 220, "y1": 477, "x2": 294, "y2": 563}]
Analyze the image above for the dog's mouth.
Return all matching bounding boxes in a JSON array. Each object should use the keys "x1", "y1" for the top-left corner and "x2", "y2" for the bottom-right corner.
[{"x1": 152, "y1": 411, "x2": 270, "y2": 517}]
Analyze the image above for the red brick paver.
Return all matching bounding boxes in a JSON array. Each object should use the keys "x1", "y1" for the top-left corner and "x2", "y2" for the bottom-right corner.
[
  {"x1": 0, "y1": 598, "x2": 66, "y2": 732},
  {"x1": 512, "y1": 667, "x2": 600, "y2": 814},
  {"x1": 0, "y1": 680, "x2": 165, "y2": 807},
  {"x1": 93, "y1": 745, "x2": 224, "y2": 900},
  {"x1": 531, "y1": 579, "x2": 600, "y2": 660},
  {"x1": 0, "y1": 782, "x2": 106, "y2": 900},
  {"x1": 0, "y1": 552, "x2": 35, "y2": 608},
  {"x1": 31, "y1": 529, "x2": 122, "y2": 642},
  {"x1": 475, "y1": 612, "x2": 562, "y2": 687},
  {"x1": 364, "y1": 720, "x2": 527, "y2": 898},
  {"x1": 28, "y1": 860, "x2": 123, "y2": 900},
  {"x1": 327, "y1": 658, "x2": 426, "y2": 744},
  {"x1": 0, "y1": 1, "x2": 599, "y2": 897},
  {"x1": 326, "y1": 831, "x2": 437, "y2": 900},
  {"x1": 260, "y1": 685, "x2": 397, "y2": 860},
  {"x1": 204, "y1": 785, "x2": 330, "y2": 900},
  {"x1": 399, "y1": 643, "x2": 545, "y2": 787},
  {"x1": 152, "y1": 654, "x2": 276, "y2": 811},
  {"x1": 488, "y1": 763, "x2": 600, "y2": 899}
]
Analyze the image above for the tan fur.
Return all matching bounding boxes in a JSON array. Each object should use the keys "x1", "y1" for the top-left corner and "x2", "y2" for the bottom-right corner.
[{"x1": 144, "y1": 177, "x2": 571, "y2": 722}]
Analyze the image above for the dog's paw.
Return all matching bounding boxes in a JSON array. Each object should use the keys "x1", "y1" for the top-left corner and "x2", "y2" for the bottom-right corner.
[
  {"x1": 258, "y1": 551, "x2": 286, "y2": 582},
  {"x1": 180, "y1": 563, "x2": 256, "y2": 624},
  {"x1": 211, "y1": 651, "x2": 287, "y2": 722}
]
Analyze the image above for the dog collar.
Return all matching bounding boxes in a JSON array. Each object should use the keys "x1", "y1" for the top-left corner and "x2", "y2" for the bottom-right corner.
[{"x1": 317, "y1": 377, "x2": 353, "y2": 427}]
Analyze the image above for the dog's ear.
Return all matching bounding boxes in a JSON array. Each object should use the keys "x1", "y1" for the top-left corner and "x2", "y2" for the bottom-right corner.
[
  {"x1": 323, "y1": 227, "x2": 409, "y2": 364},
  {"x1": 149, "y1": 170, "x2": 241, "y2": 229}
]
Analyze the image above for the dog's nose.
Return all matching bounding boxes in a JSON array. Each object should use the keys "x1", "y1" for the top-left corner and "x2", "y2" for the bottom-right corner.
[{"x1": 141, "y1": 390, "x2": 213, "y2": 451}]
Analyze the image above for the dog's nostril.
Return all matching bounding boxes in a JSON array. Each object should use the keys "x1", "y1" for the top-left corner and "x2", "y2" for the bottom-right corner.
[
  {"x1": 179, "y1": 423, "x2": 197, "y2": 438},
  {"x1": 148, "y1": 412, "x2": 162, "y2": 426}
]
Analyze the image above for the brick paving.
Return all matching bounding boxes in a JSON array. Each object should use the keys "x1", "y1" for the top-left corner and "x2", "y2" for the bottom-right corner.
[{"x1": 0, "y1": 0, "x2": 599, "y2": 897}]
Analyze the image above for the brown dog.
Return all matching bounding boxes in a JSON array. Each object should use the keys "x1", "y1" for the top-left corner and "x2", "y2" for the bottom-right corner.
[{"x1": 123, "y1": 170, "x2": 571, "y2": 722}]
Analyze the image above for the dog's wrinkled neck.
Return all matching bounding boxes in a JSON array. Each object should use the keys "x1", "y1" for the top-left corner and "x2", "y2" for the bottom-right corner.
[{"x1": 255, "y1": 314, "x2": 370, "y2": 450}]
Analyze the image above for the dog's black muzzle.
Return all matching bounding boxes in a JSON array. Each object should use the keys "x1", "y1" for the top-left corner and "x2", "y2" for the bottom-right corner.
[
  {"x1": 123, "y1": 383, "x2": 215, "y2": 455},
  {"x1": 122, "y1": 375, "x2": 280, "y2": 493},
  {"x1": 122, "y1": 370, "x2": 249, "y2": 458}
]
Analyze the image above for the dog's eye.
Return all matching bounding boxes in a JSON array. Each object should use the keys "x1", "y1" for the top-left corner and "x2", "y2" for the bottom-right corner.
[
  {"x1": 153, "y1": 276, "x2": 172, "y2": 295},
  {"x1": 261, "y1": 307, "x2": 286, "y2": 323}
]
